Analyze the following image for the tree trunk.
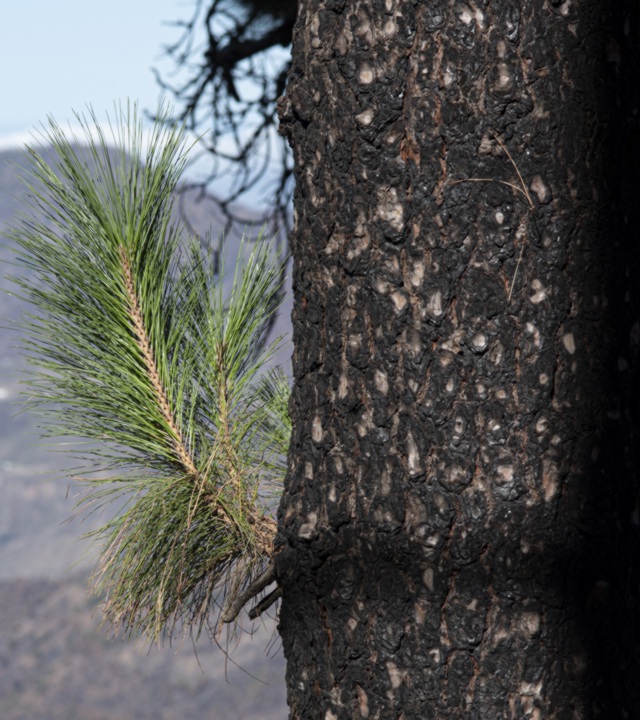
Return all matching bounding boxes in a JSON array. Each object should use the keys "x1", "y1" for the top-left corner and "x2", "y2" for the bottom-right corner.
[{"x1": 277, "y1": 1, "x2": 640, "y2": 717}]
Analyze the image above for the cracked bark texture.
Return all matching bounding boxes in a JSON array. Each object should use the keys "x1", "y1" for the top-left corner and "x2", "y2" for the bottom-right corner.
[{"x1": 276, "y1": 1, "x2": 640, "y2": 717}]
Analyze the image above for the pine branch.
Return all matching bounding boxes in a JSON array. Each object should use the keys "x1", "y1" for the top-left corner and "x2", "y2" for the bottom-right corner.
[{"x1": 4, "y1": 104, "x2": 291, "y2": 642}]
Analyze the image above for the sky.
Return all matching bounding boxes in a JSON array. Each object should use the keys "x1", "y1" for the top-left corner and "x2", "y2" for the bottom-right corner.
[{"x1": 0, "y1": 0, "x2": 195, "y2": 148}]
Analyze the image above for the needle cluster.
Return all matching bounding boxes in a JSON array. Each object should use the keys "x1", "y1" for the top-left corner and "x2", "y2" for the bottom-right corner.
[{"x1": 6, "y1": 105, "x2": 289, "y2": 641}]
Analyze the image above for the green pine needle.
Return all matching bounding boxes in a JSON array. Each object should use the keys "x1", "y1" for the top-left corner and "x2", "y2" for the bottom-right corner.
[{"x1": 5, "y1": 104, "x2": 290, "y2": 641}]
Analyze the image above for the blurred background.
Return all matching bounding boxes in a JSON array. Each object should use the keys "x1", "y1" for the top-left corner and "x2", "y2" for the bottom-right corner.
[{"x1": 0, "y1": 2, "x2": 293, "y2": 717}]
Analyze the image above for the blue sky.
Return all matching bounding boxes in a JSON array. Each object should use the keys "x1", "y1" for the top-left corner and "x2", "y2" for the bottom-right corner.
[{"x1": 0, "y1": 1, "x2": 191, "y2": 146}]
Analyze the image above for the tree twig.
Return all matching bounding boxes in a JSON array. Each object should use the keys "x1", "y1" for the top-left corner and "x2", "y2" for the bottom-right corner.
[
  {"x1": 249, "y1": 586, "x2": 282, "y2": 620},
  {"x1": 221, "y1": 561, "x2": 277, "y2": 623}
]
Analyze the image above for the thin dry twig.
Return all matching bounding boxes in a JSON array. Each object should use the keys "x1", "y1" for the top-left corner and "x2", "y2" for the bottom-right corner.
[
  {"x1": 445, "y1": 132, "x2": 536, "y2": 301},
  {"x1": 221, "y1": 560, "x2": 276, "y2": 623}
]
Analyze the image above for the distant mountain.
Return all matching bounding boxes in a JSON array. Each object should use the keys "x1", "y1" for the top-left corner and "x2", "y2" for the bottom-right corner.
[{"x1": 0, "y1": 146, "x2": 290, "y2": 719}]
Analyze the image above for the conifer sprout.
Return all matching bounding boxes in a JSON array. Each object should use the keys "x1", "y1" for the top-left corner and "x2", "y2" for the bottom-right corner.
[{"x1": 6, "y1": 104, "x2": 290, "y2": 642}]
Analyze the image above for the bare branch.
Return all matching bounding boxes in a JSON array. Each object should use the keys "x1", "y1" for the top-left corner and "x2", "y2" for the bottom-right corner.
[{"x1": 221, "y1": 561, "x2": 277, "y2": 623}]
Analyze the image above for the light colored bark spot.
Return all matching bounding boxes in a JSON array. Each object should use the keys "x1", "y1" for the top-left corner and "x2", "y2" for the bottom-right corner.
[
  {"x1": 562, "y1": 332, "x2": 576, "y2": 354},
  {"x1": 495, "y1": 465, "x2": 514, "y2": 486},
  {"x1": 391, "y1": 290, "x2": 408, "y2": 312},
  {"x1": 312, "y1": 415, "x2": 323, "y2": 443},
  {"x1": 310, "y1": 13, "x2": 321, "y2": 48},
  {"x1": 535, "y1": 416, "x2": 549, "y2": 435},
  {"x1": 374, "y1": 368, "x2": 389, "y2": 395},
  {"x1": 339, "y1": 374, "x2": 349, "y2": 399},
  {"x1": 446, "y1": 377, "x2": 455, "y2": 393},
  {"x1": 559, "y1": 0, "x2": 573, "y2": 17},
  {"x1": 519, "y1": 680, "x2": 543, "y2": 702},
  {"x1": 376, "y1": 187, "x2": 404, "y2": 232},
  {"x1": 477, "y1": 382, "x2": 487, "y2": 398},
  {"x1": 433, "y1": 493, "x2": 448, "y2": 515},
  {"x1": 325, "y1": 712, "x2": 338, "y2": 720},
  {"x1": 518, "y1": 700, "x2": 542, "y2": 720},
  {"x1": 348, "y1": 333, "x2": 362, "y2": 352},
  {"x1": 526, "y1": 322, "x2": 541, "y2": 347},
  {"x1": 357, "y1": 408, "x2": 374, "y2": 437},
  {"x1": 380, "y1": 464, "x2": 392, "y2": 494},
  {"x1": 347, "y1": 234, "x2": 371, "y2": 260},
  {"x1": 298, "y1": 512, "x2": 318, "y2": 539},
  {"x1": 334, "y1": 28, "x2": 348, "y2": 55},
  {"x1": 306, "y1": 166, "x2": 320, "y2": 207},
  {"x1": 529, "y1": 279, "x2": 547, "y2": 304},
  {"x1": 539, "y1": 373, "x2": 549, "y2": 385},
  {"x1": 474, "y1": 6, "x2": 486, "y2": 28},
  {"x1": 542, "y1": 458, "x2": 559, "y2": 501},
  {"x1": 359, "y1": 64, "x2": 375, "y2": 84},
  {"x1": 384, "y1": 19, "x2": 397, "y2": 36},
  {"x1": 386, "y1": 661, "x2": 403, "y2": 689},
  {"x1": 453, "y1": 416, "x2": 465, "y2": 438},
  {"x1": 495, "y1": 63, "x2": 514, "y2": 92},
  {"x1": 404, "y1": 493, "x2": 428, "y2": 527},
  {"x1": 356, "y1": 685, "x2": 369, "y2": 718},
  {"x1": 356, "y1": 109, "x2": 374, "y2": 126},
  {"x1": 374, "y1": 277, "x2": 389, "y2": 295},
  {"x1": 355, "y1": 11, "x2": 373, "y2": 43},
  {"x1": 495, "y1": 210, "x2": 505, "y2": 224},
  {"x1": 407, "y1": 432, "x2": 421, "y2": 475},
  {"x1": 471, "y1": 332, "x2": 488, "y2": 351},
  {"x1": 489, "y1": 340, "x2": 505, "y2": 365},
  {"x1": 520, "y1": 612, "x2": 541, "y2": 638},
  {"x1": 458, "y1": 6, "x2": 473, "y2": 24},
  {"x1": 422, "y1": 567, "x2": 435, "y2": 592},
  {"x1": 445, "y1": 464, "x2": 467, "y2": 487},
  {"x1": 410, "y1": 260, "x2": 425, "y2": 287},
  {"x1": 427, "y1": 290, "x2": 443, "y2": 317},
  {"x1": 408, "y1": 332, "x2": 422, "y2": 358},
  {"x1": 443, "y1": 65, "x2": 454, "y2": 88},
  {"x1": 424, "y1": 535, "x2": 440, "y2": 555},
  {"x1": 478, "y1": 134, "x2": 493, "y2": 154},
  {"x1": 492, "y1": 624, "x2": 510, "y2": 644},
  {"x1": 328, "y1": 484, "x2": 337, "y2": 502},
  {"x1": 530, "y1": 175, "x2": 550, "y2": 203},
  {"x1": 305, "y1": 462, "x2": 314, "y2": 479}
]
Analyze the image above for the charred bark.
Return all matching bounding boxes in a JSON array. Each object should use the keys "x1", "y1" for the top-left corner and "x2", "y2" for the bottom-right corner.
[{"x1": 277, "y1": 1, "x2": 640, "y2": 717}]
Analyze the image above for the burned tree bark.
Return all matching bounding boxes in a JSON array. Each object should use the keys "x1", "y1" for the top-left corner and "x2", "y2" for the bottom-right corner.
[{"x1": 277, "y1": 1, "x2": 640, "y2": 717}]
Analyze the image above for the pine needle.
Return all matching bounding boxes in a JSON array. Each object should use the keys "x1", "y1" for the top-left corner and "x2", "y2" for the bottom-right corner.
[{"x1": 5, "y1": 103, "x2": 290, "y2": 642}]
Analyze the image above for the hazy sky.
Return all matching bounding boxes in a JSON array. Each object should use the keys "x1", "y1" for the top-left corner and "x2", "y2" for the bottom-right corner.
[{"x1": 0, "y1": 1, "x2": 191, "y2": 147}]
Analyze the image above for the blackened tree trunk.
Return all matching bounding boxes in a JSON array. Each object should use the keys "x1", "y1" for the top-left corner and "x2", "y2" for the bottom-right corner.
[{"x1": 276, "y1": 1, "x2": 640, "y2": 717}]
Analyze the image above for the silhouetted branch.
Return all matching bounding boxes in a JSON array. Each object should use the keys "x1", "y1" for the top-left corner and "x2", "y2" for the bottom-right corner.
[{"x1": 154, "y1": 0, "x2": 297, "y2": 238}]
